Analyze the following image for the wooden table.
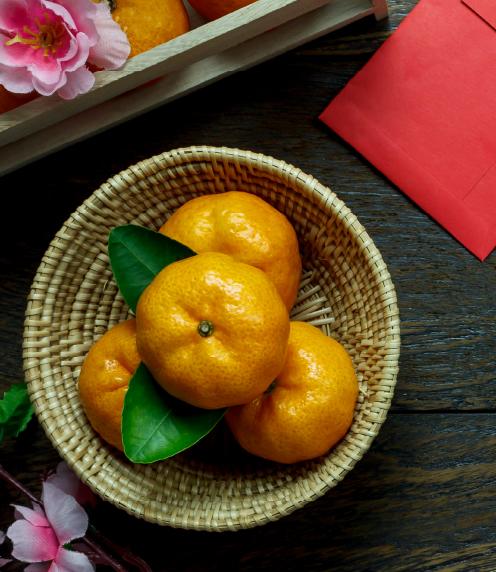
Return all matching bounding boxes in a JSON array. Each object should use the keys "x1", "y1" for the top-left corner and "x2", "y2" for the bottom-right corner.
[{"x1": 1, "y1": 1, "x2": 495, "y2": 570}]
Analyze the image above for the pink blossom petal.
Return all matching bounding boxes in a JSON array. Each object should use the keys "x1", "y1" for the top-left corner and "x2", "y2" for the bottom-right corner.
[
  {"x1": 0, "y1": 62, "x2": 34, "y2": 93},
  {"x1": 89, "y1": 2, "x2": 130, "y2": 69},
  {"x1": 52, "y1": 548, "x2": 94, "y2": 572},
  {"x1": 42, "y1": 482, "x2": 88, "y2": 545},
  {"x1": 51, "y1": 0, "x2": 98, "y2": 44},
  {"x1": 0, "y1": 32, "x2": 37, "y2": 68},
  {"x1": 57, "y1": 32, "x2": 79, "y2": 63},
  {"x1": 32, "y1": 503, "x2": 46, "y2": 517},
  {"x1": 40, "y1": 0, "x2": 77, "y2": 31},
  {"x1": 60, "y1": 32, "x2": 90, "y2": 73},
  {"x1": 12, "y1": 505, "x2": 49, "y2": 527},
  {"x1": 7, "y1": 519, "x2": 58, "y2": 563},
  {"x1": 57, "y1": 65, "x2": 94, "y2": 99},
  {"x1": 0, "y1": 558, "x2": 12, "y2": 568},
  {"x1": 28, "y1": 52, "x2": 63, "y2": 87},
  {"x1": 47, "y1": 463, "x2": 79, "y2": 498},
  {"x1": 31, "y1": 73, "x2": 65, "y2": 96},
  {"x1": 27, "y1": 38, "x2": 79, "y2": 87},
  {"x1": 0, "y1": 0, "x2": 29, "y2": 32},
  {"x1": 25, "y1": 564, "x2": 51, "y2": 572},
  {"x1": 46, "y1": 463, "x2": 96, "y2": 508},
  {"x1": 27, "y1": 32, "x2": 88, "y2": 92}
]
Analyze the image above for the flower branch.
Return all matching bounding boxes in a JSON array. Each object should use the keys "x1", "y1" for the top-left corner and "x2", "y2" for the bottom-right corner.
[{"x1": 0, "y1": 462, "x2": 151, "y2": 571}]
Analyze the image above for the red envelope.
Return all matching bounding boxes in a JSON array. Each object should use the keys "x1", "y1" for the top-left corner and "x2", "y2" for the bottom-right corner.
[{"x1": 320, "y1": 0, "x2": 496, "y2": 260}]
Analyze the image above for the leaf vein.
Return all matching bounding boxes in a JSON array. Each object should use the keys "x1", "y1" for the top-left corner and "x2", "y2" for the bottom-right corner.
[
  {"x1": 114, "y1": 238, "x2": 158, "y2": 276},
  {"x1": 133, "y1": 409, "x2": 174, "y2": 458}
]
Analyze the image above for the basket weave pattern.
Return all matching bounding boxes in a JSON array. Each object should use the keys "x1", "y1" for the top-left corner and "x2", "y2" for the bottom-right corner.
[{"x1": 23, "y1": 146, "x2": 400, "y2": 531}]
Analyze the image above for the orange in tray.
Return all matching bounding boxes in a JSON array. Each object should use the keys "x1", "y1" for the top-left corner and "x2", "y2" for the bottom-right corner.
[
  {"x1": 226, "y1": 321, "x2": 359, "y2": 464},
  {"x1": 188, "y1": 0, "x2": 257, "y2": 21},
  {"x1": 136, "y1": 252, "x2": 290, "y2": 410},
  {"x1": 160, "y1": 191, "x2": 302, "y2": 311},
  {"x1": 108, "y1": 0, "x2": 190, "y2": 57},
  {"x1": 78, "y1": 319, "x2": 140, "y2": 450}
]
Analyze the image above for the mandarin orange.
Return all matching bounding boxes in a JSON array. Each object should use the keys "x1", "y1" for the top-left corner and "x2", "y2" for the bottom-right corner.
[
  {"x1": 226, "y1": 321, "x2": 358, "y2": 463},
  {"x1": 136, "y1": 252, "x2": 290, "y2": 410},
  {"x1": 107, "y1": 0, "x2": 190, "y2": 57},
  {"x1": 160, "y1": 191, "x2": 302, "y2": 311},
  {"x1": 78, "y1": 319, "x2": 140, "y2": 450}
]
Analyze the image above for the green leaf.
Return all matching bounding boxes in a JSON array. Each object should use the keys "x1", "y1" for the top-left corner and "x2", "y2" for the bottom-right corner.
[
  {"x1": 108, "y1": 225, "x2": 195, "y2": 312},
  {"x1": 0, "y1": 383, "x2": 34, "y2": 445},
  {"x1": 122, "y1": 363, "x2": 225, "y2": 464}
]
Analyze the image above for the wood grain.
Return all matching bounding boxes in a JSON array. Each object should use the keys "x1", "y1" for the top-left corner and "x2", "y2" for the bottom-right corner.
[
  {"x1": 2, "y1": 415, "x2": 495, "y2": 571},
  {"x1": 0, "y1": 0, "x2": 495, "y2": 569}
]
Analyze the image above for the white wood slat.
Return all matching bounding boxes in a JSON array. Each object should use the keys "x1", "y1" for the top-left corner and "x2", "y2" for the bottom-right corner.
[{"x1": 0, "y1": 0, "x2": 387, "y2": 176}]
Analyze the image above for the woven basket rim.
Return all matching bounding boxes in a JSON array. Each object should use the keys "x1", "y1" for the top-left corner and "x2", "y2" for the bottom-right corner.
[{"x1": 23, "y1": 145, "x2": 400, "y2": 531}]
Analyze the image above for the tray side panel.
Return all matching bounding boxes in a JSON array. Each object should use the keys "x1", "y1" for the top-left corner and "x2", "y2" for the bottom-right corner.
[
  {"x1": 0, "y1": 0, "x2": 331, "y2": 146},
  {"x1": 0, "y1": 0, "x2": 385, "y2": 176}
]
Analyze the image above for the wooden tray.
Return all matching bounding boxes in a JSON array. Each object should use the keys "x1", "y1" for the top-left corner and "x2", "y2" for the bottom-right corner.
[{"x1": 0, "y1": 0, "x2": 387, "y2": 176}]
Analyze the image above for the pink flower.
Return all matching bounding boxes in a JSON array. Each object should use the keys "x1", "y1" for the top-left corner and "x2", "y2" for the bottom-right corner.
[
  {"x1": 0, "y1": 0, "x2": 130, "y2": 99},
  {"x1": 6, "y1": 481, "x2": 93, "y2": 572},
  {"x1": 46, "y1": 462, "x2": 96, "y2": 508}
]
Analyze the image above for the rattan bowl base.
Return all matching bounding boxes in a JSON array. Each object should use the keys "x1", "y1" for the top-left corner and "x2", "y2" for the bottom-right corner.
[{"x1": 23, "y1": 146, "x2": 400, "y2": 531}]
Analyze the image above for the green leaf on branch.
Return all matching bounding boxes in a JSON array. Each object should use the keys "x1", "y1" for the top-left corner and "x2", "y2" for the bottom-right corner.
[
  {"x1": 0, "y1": 383, "x2": 34, "y2": 444},
  {"x1": 108, "y1": 225, "x2": 196, "y2": 312},
  {"x1": 122, "y1": 363, "x2": 225, "y2": 464}
]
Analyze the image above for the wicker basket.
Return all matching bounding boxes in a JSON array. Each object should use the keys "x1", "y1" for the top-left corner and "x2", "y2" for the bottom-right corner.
[{"x1": 23, "y1": 146, "x2": 400, "y2": 531}]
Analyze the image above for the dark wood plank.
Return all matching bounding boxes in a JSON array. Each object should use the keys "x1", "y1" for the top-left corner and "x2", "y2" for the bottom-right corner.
[{"x1": 1, "y1": 414, "x2": 495, "y2": 571}]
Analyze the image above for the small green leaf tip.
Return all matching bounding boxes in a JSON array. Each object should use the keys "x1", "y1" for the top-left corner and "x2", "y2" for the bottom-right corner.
[{"x1": 0, "y1": 383, "x2": 34, "y2": 445}]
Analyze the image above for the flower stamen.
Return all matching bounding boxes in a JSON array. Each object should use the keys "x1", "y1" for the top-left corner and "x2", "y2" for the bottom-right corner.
[
  {"x1": 5, "y1": 13, "x2": 65, "y2": 57},
  {"x1": 0, "y1": 0, "x2": 130, "y2": 99}
]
